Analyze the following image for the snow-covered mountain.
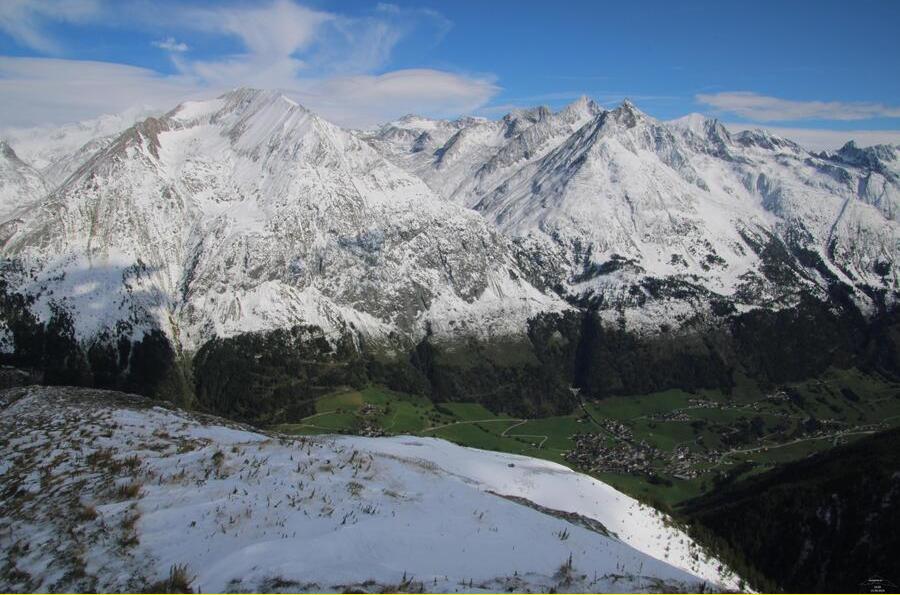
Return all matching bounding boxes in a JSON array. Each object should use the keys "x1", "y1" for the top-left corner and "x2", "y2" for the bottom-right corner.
[
  {"x1": 2, "y1": 89, "x2": 898, "y2": 356},
  {"x1": 0, "y1": 89, "x2": 563, "y2": 350},
  {"x1": 0, "y1": 385, "x2": 741, "y2": 592},
  {"x1": 369, "y1": 100, "x2": 900, "y2": 330}
]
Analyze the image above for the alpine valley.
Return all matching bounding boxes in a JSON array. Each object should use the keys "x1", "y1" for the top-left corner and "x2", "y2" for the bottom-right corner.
[{"x1": 2, "y1": 88, "x2": 900, "y2": 592}]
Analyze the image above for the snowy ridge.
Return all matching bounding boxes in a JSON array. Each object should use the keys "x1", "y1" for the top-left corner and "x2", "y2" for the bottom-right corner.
[
  {"x1": 1, "y1": 88, "x2": 566, "y2": 349},
  {"x1": 0, "y1": 386, "x2": 742, "y2": 593}
]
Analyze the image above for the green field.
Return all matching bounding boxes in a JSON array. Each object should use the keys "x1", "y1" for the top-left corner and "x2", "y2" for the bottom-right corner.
[{"x1": 271, "y1": 367, "x2": 900, "y2": 507}]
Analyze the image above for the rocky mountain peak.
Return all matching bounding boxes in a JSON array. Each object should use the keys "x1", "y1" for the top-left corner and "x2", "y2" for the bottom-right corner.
[
  {"x1": 165, "y1": 88, "x2": 305, "y2": 131},
  {"x1": 501, "y1": 106, "x2": 552, "y2": 137},
  {"x1": 836, "y1": 140, "x2": 898, "y2": 172},
  {"x1": 609, "y1": 99, "x2": 646, "y2": 128},
  {"x1": 558, "y1": 96, "x2": 604, "y2": 126}
]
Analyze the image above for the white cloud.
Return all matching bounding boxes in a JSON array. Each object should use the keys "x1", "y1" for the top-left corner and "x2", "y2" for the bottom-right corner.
[
  {"x1": 723, "y1": 123, "x2": 900, "y2": 152},
  {"x1": 0, "y1": 57, "x2": 203, "y2": 128},
  {"x1": 152, "y1": 37, "x2": 189, "y2": 53},
  {"x1": 172, "y1": 0, "x2": 441, "y2": 80},
  {"x1": 0, "y1": 0, "x2": 99, "y2": 53},
  {"x1": 187, "y1": 0, "x2": 332, "y2": 60},
  {"x1": 697, "y1": 91, "x2": 900, "y2": 122},
  {"x1": 0, "y1": 1, "x2": 500, "y2": 130}
]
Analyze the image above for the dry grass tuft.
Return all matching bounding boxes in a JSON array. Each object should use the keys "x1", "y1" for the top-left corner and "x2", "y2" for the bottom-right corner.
[
  {"x1": 143, "y1": 564, "x2": 195, "y2": 593},
  {"x1": 116, "y1": 481, "x2": 142, "y2": 500},
  {"x1": 77, "y1": 503, "x2": 98, "y2": 522}
]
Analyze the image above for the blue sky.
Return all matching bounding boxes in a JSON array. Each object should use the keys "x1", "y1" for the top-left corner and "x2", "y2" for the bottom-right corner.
[{"x1": 1, "y1": 0, "x2": 899, "y2": 148}]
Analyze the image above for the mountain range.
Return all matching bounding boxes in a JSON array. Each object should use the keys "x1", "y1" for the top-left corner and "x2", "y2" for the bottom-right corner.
[
  {"x1": 1, "y1": 88, "x2": 898, "y2": 414},
  {"x1": 368, "y1": 97, "x2": 898, "y2": 330},
  {"x1": 2, "y1": 88, "x2": 896, "y2": 358},
  {"x1": 1, "y1": 89, "x2": 564, "y2": 355}
]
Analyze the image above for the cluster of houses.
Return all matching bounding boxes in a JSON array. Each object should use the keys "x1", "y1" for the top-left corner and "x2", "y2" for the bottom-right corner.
[
  {"x1": 562, "y1": 430, "x2": 727, "y2": 479},
  {"x1": 356, "y1": 403, "x2": 386, "y2": 437},
  {"x1": 563, "y1": 432, "x2": 662, "y2": 475}
]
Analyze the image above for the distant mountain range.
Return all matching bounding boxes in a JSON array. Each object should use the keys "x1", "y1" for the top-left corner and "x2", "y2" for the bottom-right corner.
[
  {"x1": 368, "y1": 98, "x2": 898, "y2": 330},
  {"x1": 0, "y1": 88, "x2": 897, "y2": 394}
]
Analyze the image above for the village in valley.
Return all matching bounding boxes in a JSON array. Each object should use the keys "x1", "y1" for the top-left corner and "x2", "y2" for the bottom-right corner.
[
  {"x1": 562, "y1": 388, "x2": 891, "y2": 482},
  {"x1": 275, "y1": 367, "x2": 900, "y2": 506}
]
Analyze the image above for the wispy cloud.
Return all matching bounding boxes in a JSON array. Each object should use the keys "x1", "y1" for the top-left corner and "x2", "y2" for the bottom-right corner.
[
  {"x1": 0, "y1": 0, "x2": 100, "y2": 53},
  {"x1": 186, "y1": 0, "x2": 331, "y2": 63},
  {"x1": 697, "y1": 91, "x2": 900, "y2": 122},
  {"x1": 0, "y1": 0, "x2": 500, "y2": 129},
  {"x1": 0, "y1": 57, "x2": 200, "y2": 128},
  {"x1": 152, "y1": 37, "x2": 188, "y2": 53}
]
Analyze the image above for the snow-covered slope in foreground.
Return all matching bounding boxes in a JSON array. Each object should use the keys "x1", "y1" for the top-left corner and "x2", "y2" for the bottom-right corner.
[{"x1": 0, "y1": 386, "x2": 741, "y2": 593}]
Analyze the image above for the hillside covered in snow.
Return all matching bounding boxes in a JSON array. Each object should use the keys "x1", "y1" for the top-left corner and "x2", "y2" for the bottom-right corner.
[{"x1": 0, "y1": 386, "x2": 741, "y2": 593}]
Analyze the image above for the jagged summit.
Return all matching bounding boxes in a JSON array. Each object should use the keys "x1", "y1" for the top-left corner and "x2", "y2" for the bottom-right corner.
[
  {"x1": 564, "y1": 94, "x2": 601, "y2": 112},
  {"x1": 835, "y1": 140, "x2": 898, "y2": 174},
  {"x1": 668, "y1": 113, "x2": 733, "y2": 153},
  {"x1": 363, "y1": 95, "x2": 609, "y2": 209},
  {"x1": 557, "y1": 95, "x2": 605, "y2": 126},
  {"x1": 604, "y1": 99, "x2": 653, "y2": 130},
  {"x1": 733, "y1": 127, "x2": 804, "y2": 153},
  {"x1": 502, "y1": 105, "x2": 553, "y2": 133},
  {"x1": 669, "y1": 112, "x2": 719, "y2": 134},
  {"x1": 169, "y1": 87, "x2": 303, "y2": 122}
]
